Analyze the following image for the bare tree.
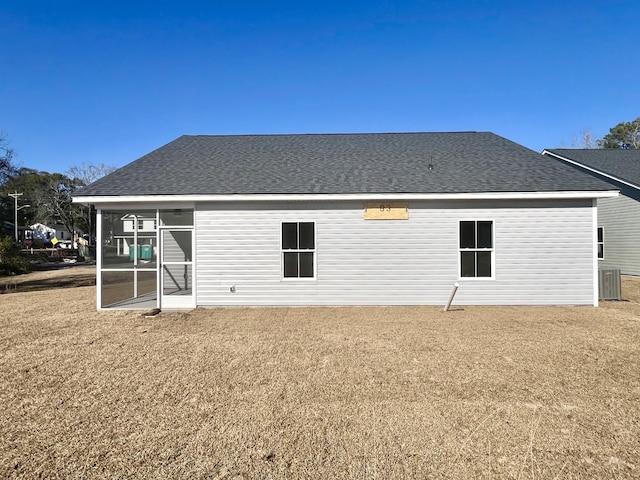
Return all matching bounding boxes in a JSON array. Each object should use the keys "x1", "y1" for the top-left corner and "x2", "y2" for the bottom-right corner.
[
  {"x1": 571, "y1": 130, "x2": 598, "y2": 149},
  {"x1": 33, "y1": 173, "x2": 84, "y2": 241},
  {"x1": 67, "y1": 162, "x2": 117, "y2": 186},
  {"x1": 66, "y1": 162, "x2": 117, "y2": 246}
]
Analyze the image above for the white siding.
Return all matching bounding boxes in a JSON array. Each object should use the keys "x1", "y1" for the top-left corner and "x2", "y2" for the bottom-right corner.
[
  {"x1": 195, "y1": 199, "x2": 596, "y2": 306},
  {"x1": 597, "y1": 194, "x2": 640, "y2": 275}
]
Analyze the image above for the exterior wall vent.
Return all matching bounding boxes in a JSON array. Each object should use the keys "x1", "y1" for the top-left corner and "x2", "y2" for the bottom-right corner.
[{"x1": 598, "y1": 269, "x2": 621, "y2": 301}]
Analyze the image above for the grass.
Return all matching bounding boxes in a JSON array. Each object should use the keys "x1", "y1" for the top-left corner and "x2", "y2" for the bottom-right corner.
[{"x1": 1, "y1": 272, "x2": 639, "y2": 478}]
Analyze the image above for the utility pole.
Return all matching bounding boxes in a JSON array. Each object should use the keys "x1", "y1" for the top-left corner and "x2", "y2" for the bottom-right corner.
[{"x1": 8, "y1": 192, "x2": 30, "y2": 243}]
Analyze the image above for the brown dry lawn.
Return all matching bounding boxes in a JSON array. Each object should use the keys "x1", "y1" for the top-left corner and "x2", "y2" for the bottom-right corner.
[{"x1": 1, "y1": 267, "x2": 639, "y2": 479}]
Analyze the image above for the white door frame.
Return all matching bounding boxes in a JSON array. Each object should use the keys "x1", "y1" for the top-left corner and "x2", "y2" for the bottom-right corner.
[{"x1": 159, "y1": 226, "x2": 195, "y2": 309}]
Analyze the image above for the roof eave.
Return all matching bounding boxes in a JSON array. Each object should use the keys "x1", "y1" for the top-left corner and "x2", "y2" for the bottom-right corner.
[
  {"x1": 73, "y1": 190, "x2": 619, "y2": 205},
  {"x1": 542, "y1": 149, "x2": 640, "y2": 191}
]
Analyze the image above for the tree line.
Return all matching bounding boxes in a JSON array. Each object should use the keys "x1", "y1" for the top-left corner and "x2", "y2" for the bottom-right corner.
[
  {"x1": 573, "y1": 117, "x2": 640, "y2": 149},
  {"x1": 598, "y1": 117, "x2": 640, "y2": 149},
  {"x1": 1, "y1": 133, "x2": 115, "y2": 247}
]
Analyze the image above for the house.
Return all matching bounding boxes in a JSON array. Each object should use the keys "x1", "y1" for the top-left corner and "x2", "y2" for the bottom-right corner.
[
  {"x1": 3, "y1": 221, "x2": 33, "y2": 247},
  {"x1": 73, "y1": 132, "x2": 617, "y2": 310},
  {"x1": 542, "y1": 148, "x2": 640, "y2": 275}
]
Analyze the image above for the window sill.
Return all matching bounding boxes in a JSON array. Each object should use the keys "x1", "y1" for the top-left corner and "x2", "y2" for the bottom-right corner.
[{"x1": 458, "y1": 277, "x2": 496, "y2": 281}]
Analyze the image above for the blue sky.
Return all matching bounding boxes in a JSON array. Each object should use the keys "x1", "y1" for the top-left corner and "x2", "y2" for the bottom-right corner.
[{"x1": 1, "y1": 0, "x2": 638, "y2": 175}]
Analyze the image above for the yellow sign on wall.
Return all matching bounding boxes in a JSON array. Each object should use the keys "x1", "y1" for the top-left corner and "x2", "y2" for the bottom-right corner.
[{"x1": 364, "y1": 202, "x2": 409, "y2": 220}]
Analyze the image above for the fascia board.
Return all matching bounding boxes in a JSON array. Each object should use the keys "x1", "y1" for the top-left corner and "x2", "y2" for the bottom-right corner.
[{"x1": 74, "y1": 190, "x2": 619, "y2": 205}]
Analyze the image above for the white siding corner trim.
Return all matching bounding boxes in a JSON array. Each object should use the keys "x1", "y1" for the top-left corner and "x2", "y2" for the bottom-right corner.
[{"x1": 592, "y1": 199, "x2": 599, "y2": 307}]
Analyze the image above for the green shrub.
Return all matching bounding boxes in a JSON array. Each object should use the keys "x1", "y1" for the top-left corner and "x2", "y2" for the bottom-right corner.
[{"x1": 0, "y1": 234, "x2": 29, "y2": 276}]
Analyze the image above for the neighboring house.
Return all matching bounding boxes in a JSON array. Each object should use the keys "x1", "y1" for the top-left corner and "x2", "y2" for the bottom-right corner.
[
  {"x1": 73, "y1": 132, "x2": 617, "y2": 310},
  {"x1": 3, "y1": 221, "x2": 32, "y2": 247},
  {"x1": 543, "y1": 148, "x2": 640, "y2": 276}
]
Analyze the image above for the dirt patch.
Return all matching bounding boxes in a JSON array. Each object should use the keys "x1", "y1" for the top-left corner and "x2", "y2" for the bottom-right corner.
[
  {"x1": 0, "y1": 264, "x2": 96, "y2": 293},
  {"x1": 0, "y1": 270, "x2": 639, "y2": 479}
]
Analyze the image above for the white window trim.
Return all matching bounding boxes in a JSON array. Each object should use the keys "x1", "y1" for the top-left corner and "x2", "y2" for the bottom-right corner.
[
  {"x1": 280, "y1": 221, "x2": 317, "y2": 280},
  {"x1": 597, "y1": 226, "x2": 604, "y2": 260},
  {"x1": 458, "y1": 219, "x2": 495, "y2": 280}
]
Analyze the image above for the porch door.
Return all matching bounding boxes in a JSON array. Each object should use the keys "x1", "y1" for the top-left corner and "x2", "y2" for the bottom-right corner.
[{"x1": 160, "y1": 228, "x2": 194, "y2": 309}]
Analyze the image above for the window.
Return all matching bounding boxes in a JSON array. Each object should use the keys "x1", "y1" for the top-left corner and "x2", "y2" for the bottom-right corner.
[
  {"x1": 459, "y1": 220, "x2": 493, "y2": 278},
  {"x1": 597, "y1": 227, "x2": 604, "y2": 259},
  {"x1": 282, "y1": 222, "x2": 315, "y2": 278}
]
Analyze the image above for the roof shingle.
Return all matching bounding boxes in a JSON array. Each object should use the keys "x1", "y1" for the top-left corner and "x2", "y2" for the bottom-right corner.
[
  {"x1": 75, "y1": 132, "x2": 615, "y2": 197},
  {"x1": 544, "y1": 148, "x2": 640, "y2": 189}
]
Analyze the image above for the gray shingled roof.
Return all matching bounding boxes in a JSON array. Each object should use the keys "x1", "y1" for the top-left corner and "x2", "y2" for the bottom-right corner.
[
  {"x1": 75, "y1": 132, "x2": 615, "y2": 197},
  {"x1": 544, "y1": 149, "x2": 640, "y2": 190}
]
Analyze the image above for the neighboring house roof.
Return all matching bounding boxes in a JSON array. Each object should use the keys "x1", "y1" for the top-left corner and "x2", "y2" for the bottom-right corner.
[
  {"x1": 75, "y1": 132, "x2": 616, "y2": 199},
  {"x1": 543, "y1": 149, "x2": 640, "y2": 190}
]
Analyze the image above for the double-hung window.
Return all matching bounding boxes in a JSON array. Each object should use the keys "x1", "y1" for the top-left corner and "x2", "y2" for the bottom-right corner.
[
  {"x1": 597, "y1": 227, "x2": 604, "y2": 259},
  {"x1": 282, "y1": 222, "x2": 315, "y2": 278},
  {"x1": 459, "y1": 220, "x2": 494, "y2": 278}
]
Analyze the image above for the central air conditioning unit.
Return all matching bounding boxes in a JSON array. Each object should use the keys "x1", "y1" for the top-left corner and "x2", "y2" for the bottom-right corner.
[{"x1": 598, "y1": 269, "x2": 621, "y2": 301}]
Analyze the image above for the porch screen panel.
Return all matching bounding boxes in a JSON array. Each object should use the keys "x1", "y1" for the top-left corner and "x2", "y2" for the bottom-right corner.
[
  {"x1": 162, "y1": 230, "x2": 192, "y2": 262},
  {"x1": 101, "y1": 271, "x2": 134, "y2": 308},
  {"x1": 101, "y1": 209, "x2": 157, "y2": 268},
  {"x1": 162, "y1": 264, "x2": 192, "y2": 296},
  {"x1": 100, "y1": 209, "x2": 158, "y2": 309}
]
